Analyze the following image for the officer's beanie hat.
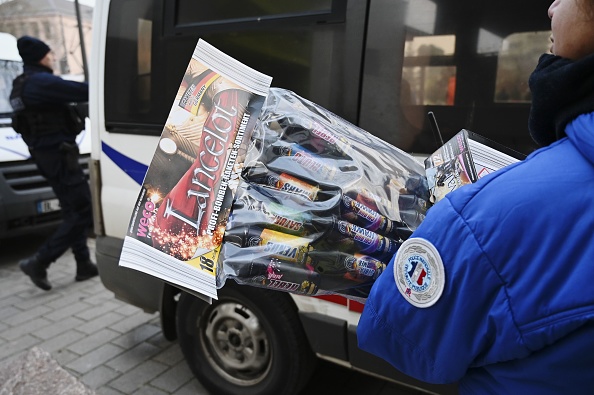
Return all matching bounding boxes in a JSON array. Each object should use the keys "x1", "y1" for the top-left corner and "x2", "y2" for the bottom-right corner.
[{"x1": 17, "y1": 36, "x2": 51, "y2": 64}]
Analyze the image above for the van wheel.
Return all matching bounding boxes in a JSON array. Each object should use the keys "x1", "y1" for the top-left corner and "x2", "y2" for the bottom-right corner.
[{"x1": 176, "y1": 284, "x2": 317, "y2": 395}]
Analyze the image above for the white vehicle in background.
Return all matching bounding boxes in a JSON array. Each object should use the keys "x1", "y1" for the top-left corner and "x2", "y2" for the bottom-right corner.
[
  {"x1": 0, "y1": 32, "x2": 91, "y2": 237},
  {"x1": 89, "y1": 0, "x2": 551, "y2": 394}
]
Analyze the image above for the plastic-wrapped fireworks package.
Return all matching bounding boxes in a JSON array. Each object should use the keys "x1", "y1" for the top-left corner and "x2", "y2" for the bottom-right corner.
[{"x1": 217, "y1": 88, "x2": 429, "y2": 300}]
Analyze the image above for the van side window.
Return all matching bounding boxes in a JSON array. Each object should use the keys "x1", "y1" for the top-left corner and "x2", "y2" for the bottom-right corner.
[
  {"x1": 359, "y1": 0, "x2": 551, "y2": 154},
  {"x1": 104, "y1": 0, "x2": 198, "y2": 134},
  {"x1": 0, "y1": 60, "x2": 22, "y2": 115},
  {"x1": 104, "y1": 0, "x2": 551, "y2": 155},
  {"x1": 105, "y1": 0, "x2": 363, "y2": 136}
]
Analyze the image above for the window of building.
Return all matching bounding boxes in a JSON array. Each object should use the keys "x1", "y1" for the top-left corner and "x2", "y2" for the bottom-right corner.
[
  {"x1": 403, "y1": 35, "x2": 456, "y2": 106},
  {"x1": 494, "y1": 31, "x2": 551, "y2": 103}
]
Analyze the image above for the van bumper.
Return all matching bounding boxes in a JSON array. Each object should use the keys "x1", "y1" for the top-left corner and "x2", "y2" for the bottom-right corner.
[{"x1": 95, "y1": 234, "x2": 164, "y2": 313}]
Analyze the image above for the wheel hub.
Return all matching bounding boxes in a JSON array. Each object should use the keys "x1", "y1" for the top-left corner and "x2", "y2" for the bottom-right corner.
[{"x1": 202, "y1": 301, "x2": 271, "y2": 385}]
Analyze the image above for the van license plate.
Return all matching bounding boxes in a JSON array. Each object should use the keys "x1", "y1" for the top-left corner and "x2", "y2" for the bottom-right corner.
[{"x1": 37, "y1": 199, "x2": 61, "y2": 213}]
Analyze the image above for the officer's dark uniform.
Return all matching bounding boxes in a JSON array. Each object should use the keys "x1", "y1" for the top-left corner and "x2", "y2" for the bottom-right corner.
[{"x1": 10, "y1": 36, "x2": 97, "y2": 291}]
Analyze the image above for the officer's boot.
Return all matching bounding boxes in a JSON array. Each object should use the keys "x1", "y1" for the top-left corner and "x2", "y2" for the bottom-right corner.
[
  {"x1": 19, "y1": 254, "x2": 52, "y2": 291},
  {"x1": 75, "y1": 260, "x2": 99, "y2": 281}
]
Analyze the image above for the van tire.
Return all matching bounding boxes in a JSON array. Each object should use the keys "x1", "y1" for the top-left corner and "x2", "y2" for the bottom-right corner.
[{"x1": 176, "y1": 283, "x2": 317, "y2": 395}]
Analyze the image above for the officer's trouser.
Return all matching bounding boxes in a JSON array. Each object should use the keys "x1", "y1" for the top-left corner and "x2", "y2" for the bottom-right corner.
[{"x1": 30, "y1": 142, "x2": 92, "y2": 266}]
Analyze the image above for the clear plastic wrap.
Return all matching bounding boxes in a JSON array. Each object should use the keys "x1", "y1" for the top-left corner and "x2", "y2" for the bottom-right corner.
[{"x1": 216, "y1": 88, "x2": 429, "y2": 300}]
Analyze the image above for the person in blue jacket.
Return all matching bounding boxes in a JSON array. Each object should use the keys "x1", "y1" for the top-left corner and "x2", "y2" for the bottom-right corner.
[
  {"x1": 10, "y1": 36, "x2": 97, "y2": 291},
  {"x1": 357, "y1": 0, "x2": 594, "y2": 393}
]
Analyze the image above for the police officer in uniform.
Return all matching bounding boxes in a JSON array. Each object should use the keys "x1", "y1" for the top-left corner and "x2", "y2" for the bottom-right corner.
[{"x1": 10, "y1": 36, "x2": 97, "y2": 291}]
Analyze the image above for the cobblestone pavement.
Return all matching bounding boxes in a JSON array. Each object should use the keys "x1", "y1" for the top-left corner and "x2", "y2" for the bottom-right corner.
[
  {"x1": 0, "y1": 231, "x2": 424, "y2": 395},
  {"x1": 0, "y1": 232, "x2": 209, "y2": 395}
]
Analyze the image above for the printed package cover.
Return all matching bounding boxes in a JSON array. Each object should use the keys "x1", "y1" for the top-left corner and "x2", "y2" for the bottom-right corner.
[
  {"x1": 424, "y1": 129, "x2": 524, "y2": 203},
  {"x1": 424, "y1": 130, "x2": 477, "y2": 203},
  {"x1": 118, "y1": 40, "x2": 272, "y2": 300}
]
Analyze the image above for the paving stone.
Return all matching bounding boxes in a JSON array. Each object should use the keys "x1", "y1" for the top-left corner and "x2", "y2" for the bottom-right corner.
[
  {"x1": 81, "y1": 365, "x2": 121, "y2": 390},
  {"x1": 0, "y1": 295, "x2": 25, "y2": 309},
  {"x1": 45, "y1": 299, "x2": 94, "y2": 321},
  {"x1": 171, "y1": 379, "x2": 211, "y2": 395},
  {"x1": 38, "y1": 330, "x2": 87, "y2": 353},
  {"x1": 109, "y1": 311, "x2": 158, "y2": 334},
  {"x1": 4, "y1": 305, "x2": 53, "y2": 326},
  {"x1": 152, "y1": 344, "x2": 185, "y2": 367},
  {"x1": 77, "y1": 312, "x2": 126, "y2": 335},
  {"x1": 16, "y1": 291, "x2": 63, "y2": 310},
  {"x1": 111, "y1": 322, "x2": 161, "y2": 349},
  {"x1": 80, "y1": 292, "x2": 116, "y2": 306},
  {"x1": 109, "y1": 360, "x2": 169, "y2": 394},
  {"x1": 146, "y1": 332, "x2": 171, "y2": 349},
  {"x1": 0, "y1": 283, "x2": 31, "y2": 299},
  {"x1": 50, "y1": 279, "x2": 90, "y2": 293},
  {"x1": 106, "y1": 342, "x2": 162, "y2": 373},
  {"x1": 75, "y1": 301, "x2": 121, "y2": 321},
  {"x1": 114, "y1": 303, "x2": 144, "y2": 316},
  {"x1": 1, "y1": 317, "x2": 53, "y2": 341},
  {"x1": 68, "y1": 328, "x2": 121, "y2": 355},
  {"x1": 150, "y1": 361, "x2": 195, "y2": 393},
  {"x1": 132, "y1": 385, "x2": 169, "y2": 395},
  {"x1": 0, "y1": 269, "x2": 17, "y2": 279},
  {"x1": 66, "y1": 343, "x2": 126, "y2": 374},
  {"x1": 0, "y1": 334, "x2": 40, "y2": 361},
  {"x1": 0, "y1": 305, "x2": 27, "y2": 322},
  {"x1": 96, "y1": 387, "x2": 126, "y2": 395},
  {"x1": 78, "y1": 284, "x2": 111, "y2": 305},
  {"x1": 65, "y1": 278, "x2": 103, "y2": 294},
  {"x1": 52, "y1": 348, "x2": 83, "y2": 367},
  {"x1": 32, "y1": 316, "x2": 86, "y2": 340},
  {"x1": 45, "y1": 293, "x2": 87, "y2": 309}
]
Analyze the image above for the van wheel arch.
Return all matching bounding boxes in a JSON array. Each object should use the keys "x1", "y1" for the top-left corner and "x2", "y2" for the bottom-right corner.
[{"x1": 160, "y1": 283, "x2": 179, "y2": 341}]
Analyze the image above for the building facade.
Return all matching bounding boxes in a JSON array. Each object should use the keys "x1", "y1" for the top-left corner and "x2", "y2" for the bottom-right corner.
[{"x1": 0, "y1": 0, "x2": 93, "y2": 77}]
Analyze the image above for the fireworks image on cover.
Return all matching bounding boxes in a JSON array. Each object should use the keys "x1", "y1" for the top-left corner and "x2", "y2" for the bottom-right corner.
[{"x1": 128, "y1": 57, "x2": 255, "y2": 261}]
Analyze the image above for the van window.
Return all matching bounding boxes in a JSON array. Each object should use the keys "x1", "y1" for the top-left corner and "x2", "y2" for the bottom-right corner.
[
  {"x1": 105, "y1": 0, "x2": 552, "y2": 155},
  {"x1": 0, "y1": 60, "x2": 22, "y2": 116},
  {"x1": 104, "y1": 0, "x2": 364, "y2": 136},
  {"x1": 359, "y1": 0, "x2": 552, "y2": 155}
]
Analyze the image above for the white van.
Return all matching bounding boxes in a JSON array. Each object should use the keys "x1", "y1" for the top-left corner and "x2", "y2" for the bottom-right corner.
[
  {"x1": 0, "y1": 32, "x2": 91, "y2": 237},
  {"x1": 89, "y1": 1, "x2": 552, "y2": 394}
]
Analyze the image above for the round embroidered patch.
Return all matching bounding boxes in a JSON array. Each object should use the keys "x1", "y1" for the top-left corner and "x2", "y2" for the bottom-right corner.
[{"x1": 394, "y1": 237, "x2": 445, "y2": 308}]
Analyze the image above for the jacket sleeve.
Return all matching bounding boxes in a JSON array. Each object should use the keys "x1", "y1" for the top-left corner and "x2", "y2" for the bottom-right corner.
[
  {"x1": 357, "y1": 196, "x2": 525, "y2": 384},
  {"x1": 23, "y1": 73, "x2": 88, "y2": 105}
]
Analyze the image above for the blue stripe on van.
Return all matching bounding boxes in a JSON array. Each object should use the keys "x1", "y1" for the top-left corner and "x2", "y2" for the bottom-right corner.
[
  {"x1": 0, "y1": 146, "x2": 29, "y2": 159},
  {"x1": 101, "y1": 141, "x2": 148, "y2": 185}
]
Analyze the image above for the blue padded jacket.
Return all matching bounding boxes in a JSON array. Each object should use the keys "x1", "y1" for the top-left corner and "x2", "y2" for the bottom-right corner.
[{"x1": 358, "y1": 112, "x2": 594, "y2": 394}]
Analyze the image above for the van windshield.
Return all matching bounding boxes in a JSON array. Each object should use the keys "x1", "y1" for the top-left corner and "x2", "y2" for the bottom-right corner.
[{"x1": 0, "y1": 59, "x2": 23, "y2": 117}]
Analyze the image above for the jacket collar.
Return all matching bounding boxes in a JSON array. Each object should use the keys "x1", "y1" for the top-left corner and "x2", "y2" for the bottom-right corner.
[
  {"x1": 566, "y1": 112, "x2": 594, "y2": 166},
  {"x1": 23, "y1": 64, "x2": 54, "y2": 74}
]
